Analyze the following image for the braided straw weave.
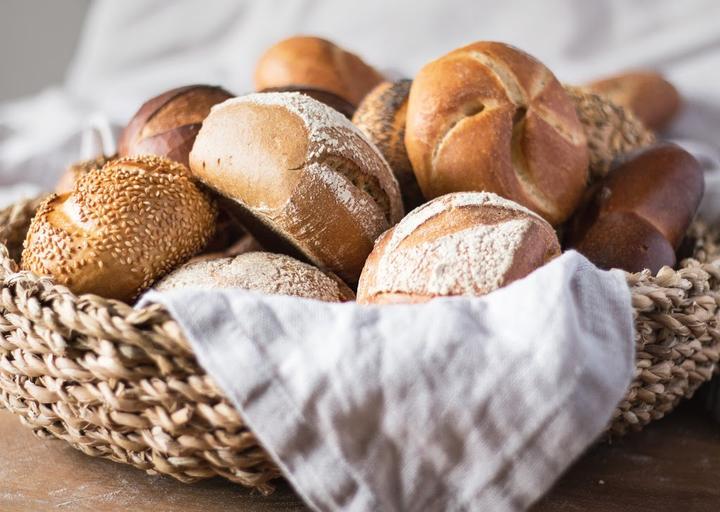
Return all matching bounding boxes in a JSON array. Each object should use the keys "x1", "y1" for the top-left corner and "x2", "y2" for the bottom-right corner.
[{"x1": 0, "y1": 197, "x2": 719, "y2": 489}]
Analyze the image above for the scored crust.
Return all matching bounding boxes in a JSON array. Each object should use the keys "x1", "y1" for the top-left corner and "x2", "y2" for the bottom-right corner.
[
  {"x1": 155, "y1": 251, "x2": 355, "y2": 302},
  {"x1": 189, "y1": 92, "x2": 403, "y2": 284},
  {"x1": 357, "y1": 192, "x2": 560, "y2": 303},
  {"x1": 405, "y1": 41, "x2": 589, "y2": 225}
]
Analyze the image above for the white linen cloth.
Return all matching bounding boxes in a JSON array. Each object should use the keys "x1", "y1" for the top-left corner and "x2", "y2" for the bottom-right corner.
[{"x1": 140, "y1": 251, "x2": 635, "y2": 511}]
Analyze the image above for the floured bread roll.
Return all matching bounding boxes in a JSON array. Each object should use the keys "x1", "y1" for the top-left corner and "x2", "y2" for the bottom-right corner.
[
  {"x1": 357, "y1": 192, "x2": 560, "y2": 304},
  {"x1": 189, "y1": 92, "x2": 403, "y2": 284},
  {"x1": 155, "y1": 251, "x2": 355, "y2": 302}
]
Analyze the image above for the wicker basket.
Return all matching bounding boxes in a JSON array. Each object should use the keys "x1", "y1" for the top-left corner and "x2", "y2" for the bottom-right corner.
[{"x1": 0, "y1": 196, "x2": 719, "y2": 491}]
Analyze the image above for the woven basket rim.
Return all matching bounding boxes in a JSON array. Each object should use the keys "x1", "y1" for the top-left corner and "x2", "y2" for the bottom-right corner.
[{"x1": 1, "y1": 194, "x2": 719, "y2": 490}]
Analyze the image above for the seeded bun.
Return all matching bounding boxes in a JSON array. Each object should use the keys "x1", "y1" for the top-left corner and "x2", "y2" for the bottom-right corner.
[
  {"x1": 259, "y1": 85, "x2": 356, "y2": 119},
  {"x1": 22, "y1": 155, "x2": 217, "y2": 302},
  {"x1": 56, "y1": 155, "x2": 114, "y2": 194},
  {"x1": 565, "y1": 85, "x2": 655, "y2": 182},
  {"x1": 189, "y1": 92, "x2": 403, "y2": 284},
  {"x1": 155, "y1": 251, "x2": 355, "y2": 302},
  {"x1": 352, "y1": 79, "x2": 424, "y2": 211},
  {"x1": 405, "y1": 41, "x2": 589, "y2": 226},
  {"x1": 118, "y1": 85, "x2": 233, "y2": 167},
  {"x1": 357, "y1": 192, "x2": 560, "y2": 304},
  {"x1": 254, "y1": 36, "x2": 384, "y2": 107},
  {"x1": 585, "y1": 70, "x2": 681, "y2": 131}
]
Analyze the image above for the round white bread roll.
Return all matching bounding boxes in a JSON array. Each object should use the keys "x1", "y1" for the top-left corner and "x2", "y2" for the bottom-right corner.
[
  {"x1": 155, "y1": 251, "x2": 355, "y2": 302},
  {"x1": 189, "y1": 92, "x2": 404, "y2": 284},
  {"x1": 357, "y1": 192, "x2": 560, "y2": 304}
]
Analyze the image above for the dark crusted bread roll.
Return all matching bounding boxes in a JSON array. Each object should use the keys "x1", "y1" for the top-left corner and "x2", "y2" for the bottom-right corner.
[{"x1": 565, "y1": 143, "x2": 704, "y2": 273}]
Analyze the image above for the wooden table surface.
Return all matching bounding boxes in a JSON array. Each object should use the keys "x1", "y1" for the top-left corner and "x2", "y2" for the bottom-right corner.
[{"x1": 1, "y1": 398, "x2": 719, "y2": 512}]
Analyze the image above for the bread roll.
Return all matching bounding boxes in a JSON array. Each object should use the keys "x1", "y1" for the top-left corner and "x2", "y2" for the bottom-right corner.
[
  {"x1": 565, "y1": 86, "x2": 655, "y2": 181},
  {"x1": 189, "y1": 92, "x2": 403, "y2": 284},
  {"x1": 353, "y1": 79, "x2": 424, "y2": 211},
  {"x1": 155, "y1": 251, "x2": 355, "y2": 302},
  {"x1": 357, "y1": 192, "x2": 560, "y2": 304},
  {"x1": 586, "y1": 70, "x2": 681, "y2": 131},
  {"x1": 56, "y1": 154, "x2": 113, "y2": 194},
  {"x1": 118, "y1": 85, "x2": 233, "y2": 167},
  {"x1": 259, "y1": 85, "x2": 356, "y2": 119},
  {"x1": 254, "y1": 36, "x2": 384, "y2": 106},
  {"x1": 565, "y1": 143, "x2": 704, "y2": 273},
  {"x1": 22, "y1": 155, "x2": 217, "y2": 302},
  {"x1": 405, "y1": 41, "x2": 589, "y2": 225}
]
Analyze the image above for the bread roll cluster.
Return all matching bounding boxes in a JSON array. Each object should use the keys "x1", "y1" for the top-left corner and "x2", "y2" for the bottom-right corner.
[{"x1": 23, "y1": 35, "x2": 700, "y2": 305}]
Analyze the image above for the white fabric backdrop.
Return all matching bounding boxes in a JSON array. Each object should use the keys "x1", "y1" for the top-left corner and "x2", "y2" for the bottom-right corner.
[{"x1": 1, "y1": 0, "x2": 720, "y2": 203}]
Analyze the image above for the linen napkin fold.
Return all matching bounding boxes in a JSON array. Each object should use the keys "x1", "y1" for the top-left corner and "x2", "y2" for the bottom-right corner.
[{"x1": 139, "y1": 251, "x2": 634, "y2": 512}]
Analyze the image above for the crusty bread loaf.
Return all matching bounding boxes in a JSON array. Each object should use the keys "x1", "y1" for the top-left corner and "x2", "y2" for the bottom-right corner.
[
  {"x1": 357, "y1": 192, "x2": 560, "y2": 304},
  {"x1": 189, "y1": 92, "x2": 403, "y2": 284},
  {"x1": 259, "y1": 85, "x2": 356, "y2": 119},
  {"x1": 155, "y1": 251, "x2": 355, "y2": 302},
  {"x1": 565, "y1": 143, "x2": 704, "y2": 273},
  {"x1": 405, "y1": 41, "x2": 589, "y2": 226},
  {"x1": 565, "y1": 85, "x2": 655, "y2": 181},
  {"x1": 22, "y1": 155, "x2": 217, "y2": 302},
  {"x1": 352, "y1": 79, "x2": 424, "y2": 210},
  {"x1": 585, "y1": 70, "x2": 681, "y2": 131},
  {"x1": 56, "y1": 154, "x2": 113, "y2": 194},
  {"x1": 254, "y1": 36, "x2": 384, "y2": 107},
  {"x1": 118, "y1": 85, "x2": 233, "y2": 167}
]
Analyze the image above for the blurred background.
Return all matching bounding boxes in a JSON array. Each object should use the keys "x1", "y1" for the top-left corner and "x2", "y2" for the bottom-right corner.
[
  {"x1": 0, "y1": 1, "x2": 90, "y2": 102},
  {"x1": 1, "y1": 0, "x2": 719, "y2": 202}
]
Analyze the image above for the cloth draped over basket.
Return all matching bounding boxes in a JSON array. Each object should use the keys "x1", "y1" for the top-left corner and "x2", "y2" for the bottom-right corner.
[
  {"x1": 0, "y1": 197, "x2": 719, "y2": 508},
  {"x1": 140, "y1": 251, "x2": 636, "y2": 511}
]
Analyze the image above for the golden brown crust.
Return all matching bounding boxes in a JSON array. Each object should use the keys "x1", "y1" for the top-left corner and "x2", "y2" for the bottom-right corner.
[
  {"x1": 118, "y1": 85, "x2": 233, "y2": 167},
  {"x1": 565, "y1": 143, "x2": 704, "y2": 273},
  {"x1": 353, "y1": 79, "x2": 424, "y2": 211},
  {"x1": 357, "y1": 192, "x2": 560, "y2": 304},
  {"x1": 254, "y1": 36, "x2": 384, "y2": 107},
  {"x1": 22, "y1": 155, "x2": 217, "y2": 302},
  {"x1": 586, "y1": 70, "x2": 681, "y2": 131},
  {"x1": 189, "y1": 92, "x2": 403, "y2": 284},
  {"x1": 405, "y1": 41, "x2": 589, "y2": 225}
]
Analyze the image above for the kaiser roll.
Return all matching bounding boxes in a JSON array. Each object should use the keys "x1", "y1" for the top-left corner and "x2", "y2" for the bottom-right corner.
[
  {"x1": 405, "y1": 41, "x2": 589, "y2": 226},
  {"x1": 585, "y1": 70, "x2": 681, "y2": 131},
  {"x1": 565, "y1": 143, "x2": 704, "y2": 274},
  {"x1": 352, "y1": 79, "x2": 424, "y2": 210},
  {"x1": 357, "y1": 192, "x2": 560, "y2": 304},
  {"x1": 118, "y1": 85, "x2": 233, "y2": 167},
  {"x1": 254, "y1": 36, "x2": 384, "y2": 107},
  {"x1": 22, "y1": 155, "x2": 217, "y2": 302},
  {"x1": 155, "y1": 251, "x2": 355, "y2": 302},
  {"x1": 564, "y1": 85, "x2": 655, "y2": 181},
  {"x1": 189, "y1": 92, "x2": 403, "y2": 284}
]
